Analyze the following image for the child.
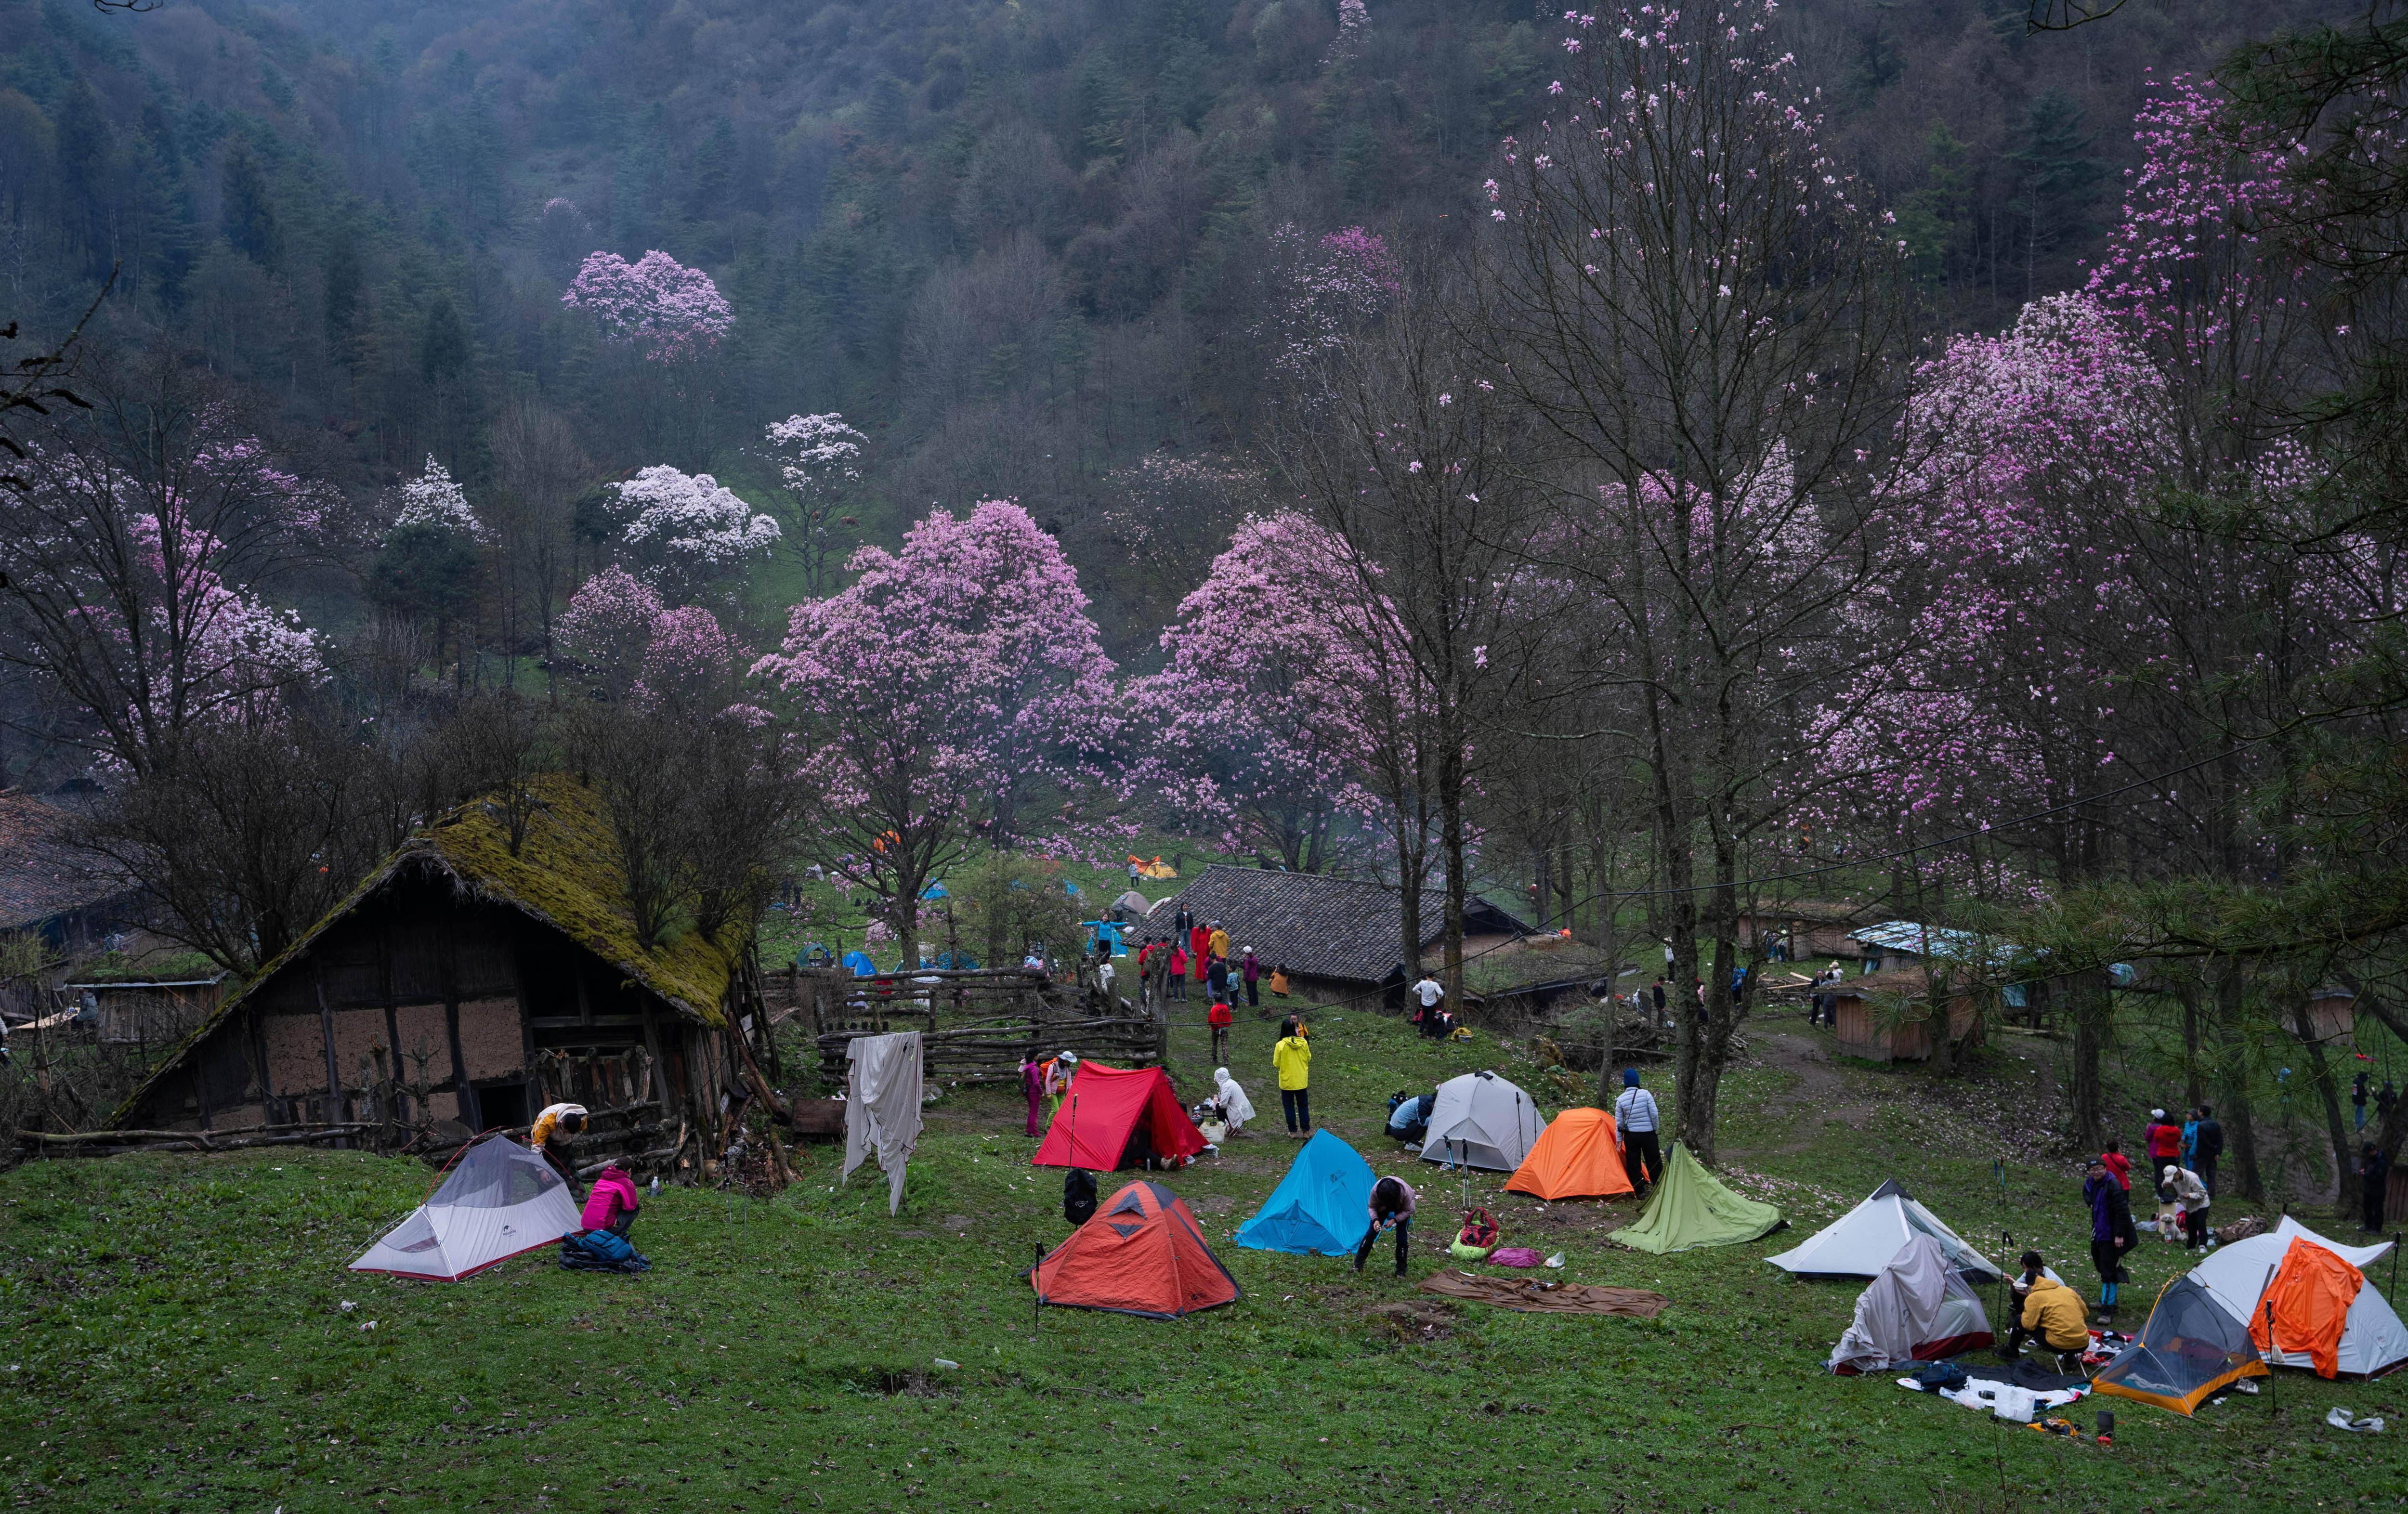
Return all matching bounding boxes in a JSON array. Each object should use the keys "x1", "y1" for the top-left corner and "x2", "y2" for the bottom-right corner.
[
  {"x1": 1355, "y1": 1175, "x2": 1418, "y2": 1277},
  {"x1": 1207, "y1": 987, "x2": 1233, "y2": 1063}
]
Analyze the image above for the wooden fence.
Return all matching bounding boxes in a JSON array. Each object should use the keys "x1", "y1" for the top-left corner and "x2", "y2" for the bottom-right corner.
[{"x1": 787, "y1": 967, "x2": 1165, "y2": 1086}]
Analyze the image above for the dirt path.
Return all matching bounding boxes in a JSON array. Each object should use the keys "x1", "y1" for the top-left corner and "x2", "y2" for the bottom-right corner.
[{"x1": 1730, "y1": 1026, "x2": 1883, "y2": 1155}]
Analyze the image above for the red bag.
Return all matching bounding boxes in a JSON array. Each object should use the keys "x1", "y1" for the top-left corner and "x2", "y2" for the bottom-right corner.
[{"x1": 1457, "y1": 1208, "x2": 1499, "y2": 1250}]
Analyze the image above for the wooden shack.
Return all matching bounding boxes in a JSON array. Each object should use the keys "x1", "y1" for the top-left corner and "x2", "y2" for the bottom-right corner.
[
  {"x1": 111, "y1": 777, "x2": 767, "y2": 1163},
  {"x1": 2303, "y1": 987, "x2": 2356, "y2": 1046},
  {"x1": 1830, "y1": 969, "x2": 1985, "y2": 1064},
  {"x1": 789, "y1": 966, "x2": 1162, "y2": 1087}
]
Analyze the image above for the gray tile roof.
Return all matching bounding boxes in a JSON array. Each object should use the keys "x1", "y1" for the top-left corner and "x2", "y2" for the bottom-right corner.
[
  {"x1": 1134, "y1": 865, "x2": 1530, "y2": 985},
  {"x1": 0, "y1": 794, "x2": 135, "y2": 933}
]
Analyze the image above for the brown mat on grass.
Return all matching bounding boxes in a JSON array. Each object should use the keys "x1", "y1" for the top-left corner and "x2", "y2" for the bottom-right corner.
[{"x1": 1416, "y1": 1270, "x2": 1670, "y2": 1318}]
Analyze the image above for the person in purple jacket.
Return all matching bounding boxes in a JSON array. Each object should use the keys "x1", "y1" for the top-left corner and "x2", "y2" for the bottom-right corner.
[{"x1": 1354, "y1": 1175, "x2": 1419, "y2": 1277}]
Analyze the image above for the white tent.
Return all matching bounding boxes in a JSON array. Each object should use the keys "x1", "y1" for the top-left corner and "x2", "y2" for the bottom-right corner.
[
  {"x1": 2189, "y1": 1217, "x2": 2408, "y2": 1379},
  {"x1": 1418, "y1": 1070, "x2": 1545, "y2": 1172},
  {"x1": 350, "y1": 1135, "x2": 582, "y2": 1282},
  {"x1": 1827, "y1": 1234, "x2": 1995, "y2": 1374},
  {"x1": 1766, "y1": 1179, "x2": 2006, "y2": 1282}
]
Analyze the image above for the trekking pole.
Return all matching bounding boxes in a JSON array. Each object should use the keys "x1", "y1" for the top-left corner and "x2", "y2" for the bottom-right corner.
[{"x1": 2263, "y1": 1298, "x2": 2279, "y2": 1419}]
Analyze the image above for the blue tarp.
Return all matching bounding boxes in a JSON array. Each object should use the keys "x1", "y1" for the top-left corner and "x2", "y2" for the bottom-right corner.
[
  {"x1": 1234, "y1": 1130, "x2": 1377, "y2": 1256},
  {"x1": 842, "y1": 951, "x2": 878, "y2": 977}
]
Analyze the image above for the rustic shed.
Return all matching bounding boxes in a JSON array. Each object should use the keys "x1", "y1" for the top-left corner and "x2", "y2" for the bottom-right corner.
[
  {"x1": 110, "y1": 777, "x2": 765, "y2": 1161},
  {"x1": 1830, "y1": 969, "x2": 1985, "y2": 1064},
  {"x1": 2302, "y1": 987, "x2": 2356, "y2": 1046},
  {"x1": 1132, "y1": 865, "x2": 1531, "y2": 1005}
]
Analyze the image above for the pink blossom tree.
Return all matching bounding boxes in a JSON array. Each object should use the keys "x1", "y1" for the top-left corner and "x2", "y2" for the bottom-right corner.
[
  {"x1": 1130, "y1": 514, "x2": 1382, "y2": 874},
  {"x1": 553, "y1": 566, "x2": 668, "y2": 700},
  {"x1": 390, "y1": 455, "x2": 485, "y2": 540},
  {"x1": 561, "y1": 249, "x2": 734, "y2": 363},
  {"x1": 1256, "y1": 223, "x2": 1403, "y2": 380},
  {"x1": 754, "y1": 500, "x2": 1118, "y2": 963},
  {"x1": 0, "y1": 373, "x2": 331, "y2": 772}
]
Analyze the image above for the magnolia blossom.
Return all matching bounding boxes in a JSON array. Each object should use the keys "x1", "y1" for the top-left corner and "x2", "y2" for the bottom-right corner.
[
  {"x1": 390, "y1": 456, "x2": 485, "y2": 540},
  {"x1": 1256, "y1": 224, "x2": 1404, "y2": 379},
  {"x1": 555, "y1": 567, "x2": 746, "y2": 708},
  {"x1": 762, "y1": 413, "x2": 866, "y2": 497},
  {"x1": 755, "y1": 500, "x2": 1119, "y2": 956},
  {"x1": 607, "y1": 465, "x2": 780, "y2": 596},
  {"x1": 562, "y1": 249, "x2": 733, "y2": 362}
]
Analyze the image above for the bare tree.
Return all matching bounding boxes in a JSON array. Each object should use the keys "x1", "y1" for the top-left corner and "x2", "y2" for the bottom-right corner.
[{"x1": 1466, "y1": 2, "x2": 1920, "y2": 1158}]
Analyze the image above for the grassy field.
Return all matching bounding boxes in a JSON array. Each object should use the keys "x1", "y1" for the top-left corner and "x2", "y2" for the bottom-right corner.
[{"x1": 2, "y1": 1003, "x2": 2400, "y2": 1514}]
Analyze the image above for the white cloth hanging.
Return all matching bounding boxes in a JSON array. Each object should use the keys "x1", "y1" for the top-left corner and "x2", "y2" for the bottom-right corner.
[
  {"x1": 1213, "y1": 1067, "x2": 1255, "y2": 1131},
  {"x1": 842, "y1": 1031, "x2": 924, "y2": 1215}
]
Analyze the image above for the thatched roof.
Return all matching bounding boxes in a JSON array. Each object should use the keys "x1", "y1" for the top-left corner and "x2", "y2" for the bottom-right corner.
[
  {"x1": 0, "y1": 792, "x2": 136, "y2": 933},
  {"x1": 109, "y1": 776, "x2": 740, "y2": 1127},
  {"x1": 1134, "y1": 865, "x2": 1530, "y2": 985}
]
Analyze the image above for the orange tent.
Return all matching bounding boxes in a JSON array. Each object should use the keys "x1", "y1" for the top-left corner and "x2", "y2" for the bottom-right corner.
[
  {"x1": 2249, "y1": 1236, "x2": 2365, "y2": 1379},
  {"x1": 1030, "y1": 1180, "x2": 1242, "y2": 1318},
  {"x1": 1031, "y1": 1062, "x2": 1205, "y2": 1171},
  {"x1": 1505, "y1": 1108, "x2": 1636, "y2": 1201}
]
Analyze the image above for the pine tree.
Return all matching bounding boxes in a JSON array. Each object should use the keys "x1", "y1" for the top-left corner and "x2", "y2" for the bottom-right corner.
[
  {"x1": 2008, "y1": 89, "x2": 2105, "y2": 297},
  {"x1": 1896, "y1": 123, "x2": 1973, "y2": 295}
]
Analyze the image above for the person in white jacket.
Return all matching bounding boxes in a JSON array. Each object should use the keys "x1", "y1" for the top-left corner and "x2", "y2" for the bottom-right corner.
[
  {"x1": 1211, "y1": 1067, "x2": 1256, "y2": 1134},
  {"x1": 2160, "y1": 1163, "x2": 2213, "y2": 1250}
]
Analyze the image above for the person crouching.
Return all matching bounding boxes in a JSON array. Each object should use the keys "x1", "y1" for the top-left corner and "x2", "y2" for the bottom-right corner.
[
  {"x1": 1355, "y1": 1175, "x2": 1418, "y2": 1278},
  {"x1": 560, "y1": 1162, "x2": 651, "y2": 1273},
  {"x1": 2001, "y1": 1250, "x2": 2087, "y2": 1372}
]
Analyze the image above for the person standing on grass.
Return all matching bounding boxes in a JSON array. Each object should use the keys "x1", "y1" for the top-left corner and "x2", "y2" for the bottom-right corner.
[
  {"x1": 1411, "y1": 971, "x2": 1447, "y2": 1037},
  {"x1": 2100, "y1": 1139, "x2": 2132, "y2": 1192},
  {"x1": 1613, "y1": 1069, "x2": 1662, "y2": 1193},
  {"x1": 2191, "y1": 1106, "x2": 2223, "y2": 1198},
  {"x1": 1354, "y1": 1175, "x2": 1419, "y2": 1278},
  {"x1": 1019, "y1": 1054, "x2": 1048, "y2": 1136},
  {"x1": 1241, "y1": 947, "x2": 1261, "y2": 1008},
  {"x1": 1207, "y1": 978, "x2": 1234, "y2": 1063},
  {"x1": 2359, "y1": 1142, "x2": 2390, "y2": 1233},
  {"x1": 2144, "y1": 1109, "x2": 2183, "y2": 1169},
  {"x1": 1190, "y1": 919, "x2": 1212, "y2": 984},
  {"x1": 2084, "y1": 1158, "x2": 2136, "y2": 1316},
  {"x1": 1168, "y1": 943, "x2": 1189, "y2": 1001},
  {"x1": 2161, "y1": 1163, "x2": 2212, "y2": 1250},
  {"x1": 1208, "y1": 919, "x2": 1231, "y2": 963},
  {"x1": 2354, "y1": 1071, "x2": 2371, "y2": 1132},
  {"x1": 1207, "y1": 953, "x2": 1231, "y2": 1011},
  {"x1": 1275, "y1": 1016, "x2": 1313, "y2": 1136}
]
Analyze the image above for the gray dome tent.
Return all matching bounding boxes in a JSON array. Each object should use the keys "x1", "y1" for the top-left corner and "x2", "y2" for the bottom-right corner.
[{"x1": 1418, "y1": 1070, "x2": 1545, "y2": 1172}]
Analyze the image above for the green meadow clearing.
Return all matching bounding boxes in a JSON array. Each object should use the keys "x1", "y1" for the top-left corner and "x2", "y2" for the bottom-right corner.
[{"x1": 2, "y1": 1003, "x2": 2399, "y2": 1514}]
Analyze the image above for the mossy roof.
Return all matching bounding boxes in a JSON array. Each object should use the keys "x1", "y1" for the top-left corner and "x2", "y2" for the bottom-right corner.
[{"x1": 110, "y1": 775, "x2": 740, "y2": 1128}]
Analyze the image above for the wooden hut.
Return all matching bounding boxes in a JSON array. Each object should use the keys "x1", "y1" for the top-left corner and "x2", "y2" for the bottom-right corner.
[
  {"x1": 2302, "y1": 987, "x2": 2356, "y2": 1046},
  {"x1": 110, "y1": 777, "x2": 766, "y2": 1162},
  {"x1": 1830, "y1": 969, "x2": 1985, "y2": 1064}
]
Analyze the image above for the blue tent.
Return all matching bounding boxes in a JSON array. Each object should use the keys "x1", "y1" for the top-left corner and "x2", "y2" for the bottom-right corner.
[
  {"x1": 842, "y1": 950, "x2": 878, "y2": 977},
  {"x1": 1234, "y1": 1130, "x2": 1377, "y2": 1256},
  {"x1": 921, "y1": 881, "x2": 949, "y2": 900}
]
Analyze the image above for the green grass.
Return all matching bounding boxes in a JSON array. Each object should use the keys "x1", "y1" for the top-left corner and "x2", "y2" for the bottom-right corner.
[{"x1": 3, "y1": 1005, "x2": 2400, "y2": 1513}]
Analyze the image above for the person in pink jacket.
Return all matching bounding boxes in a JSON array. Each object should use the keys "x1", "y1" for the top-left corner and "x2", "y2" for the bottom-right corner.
[{"x1": 581, "y1": 1163, "x2": 642, "y2": 1239}]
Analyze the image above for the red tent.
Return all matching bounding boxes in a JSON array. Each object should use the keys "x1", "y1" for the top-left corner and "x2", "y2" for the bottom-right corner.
[
  {"x1": 1029, "y1": 1180, "x2": 1241, "y2": 1318},
  {"x1": 1031, "y1": 1062, "x2": 1205, "y2": 1171}
]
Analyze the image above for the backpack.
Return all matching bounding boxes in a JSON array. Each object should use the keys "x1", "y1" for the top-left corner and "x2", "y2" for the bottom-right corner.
[{"x1": 1063, "y1": 1168, "x2": 1098, "y2": 1227}]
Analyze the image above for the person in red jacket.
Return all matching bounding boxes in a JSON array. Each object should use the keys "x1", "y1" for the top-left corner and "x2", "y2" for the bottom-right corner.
[
  {"x1": 2144, "y1": 1110, "x2": 2183, "y2": 1167},
  {"x1": 1167, "y1": 943, "x2": 1189, "y2": 1001},
  {"x1": 2100, "y1": 1138, "x2": 2132, "y2": 1191},
  {"x1": 1189, "y1": 922, "x2": 1211, "y2": 982}
]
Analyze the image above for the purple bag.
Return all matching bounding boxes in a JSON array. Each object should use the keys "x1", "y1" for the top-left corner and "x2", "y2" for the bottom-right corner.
[{"x1": 1488, "y1": 1246, "x2": 1544, "y2": 1268}]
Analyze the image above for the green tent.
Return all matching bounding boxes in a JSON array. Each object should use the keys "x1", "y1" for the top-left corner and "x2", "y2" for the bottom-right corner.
[{"x1": 1606, "y1": 1142, "x2": 1784, "y2": 1255}]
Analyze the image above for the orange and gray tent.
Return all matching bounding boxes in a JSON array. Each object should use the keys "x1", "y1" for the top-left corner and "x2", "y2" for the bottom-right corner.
[
  {"x1": 1031, "y1": 1062, "x2": 1205, "y2": 1171},
  {"x1": 2092, "y1": 1275, "x2": 2269, "y2": 1415},
  {"x1": 1504, "y1": 1107, "x2": 1636, "y2": 1201},
  {"x1": 1029, "y1": 1180, "x2": 1241, "y2": 1318}
]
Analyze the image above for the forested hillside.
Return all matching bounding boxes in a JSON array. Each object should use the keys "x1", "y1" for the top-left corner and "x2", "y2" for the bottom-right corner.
[{"x1": 0, "y1": 0, "x2": 2353, "y2": 674}]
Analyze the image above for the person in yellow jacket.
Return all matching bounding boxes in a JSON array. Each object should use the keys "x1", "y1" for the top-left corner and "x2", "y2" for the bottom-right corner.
[
  {"x1": 1272, "y1": 1016, "x2": 1312, "y2": 1137},
  {"x1": 1207, "y1": 921, "x2": 1231, "y2": 962},
  {"x1": 2001, "y1": 1249, "x2": 2089, "y2": 1369}
]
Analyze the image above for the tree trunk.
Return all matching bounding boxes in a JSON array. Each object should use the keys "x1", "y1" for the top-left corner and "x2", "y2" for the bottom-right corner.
[
  {"x1": 2178, "y1": 983, "x2": 2204, "y2": 1109},
  {"x1": 2068, "y1": 966, "x2": 2113, "y2": 1152},
  {"x1": 1440, "y1": 742, "x2": 1467, "y2": 1003},
  {"x1": 2213, "y1": 959, "x2": 2264, "y2": 1202},
  {"x1": 2290, "y1": 998, "x2": 2359, "y2": 1220}
]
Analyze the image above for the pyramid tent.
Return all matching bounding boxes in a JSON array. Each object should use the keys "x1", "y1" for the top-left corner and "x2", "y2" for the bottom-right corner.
[
  {"x1": 2190, "y1": 1219, "x2": 2407, "y2": 1379},
  {"x1": 1235, "y1": 1130, "x2": 1377, "y2": 1256},
  {"x1": 1030, "y1": 1180, "x2": 1241, "y2": 1318},
  {"x1": 349, "y1": 1135, "x2": 582, "y2": 1282},
  {"x1": 2093, "y1": 1275, "x2": 2269, "y2": 1415},
  {"x1": 1827, "y1": 1235, "x2": 1995, "y2": 1374},
  {"x1": 1606, "y1": 1142, "x2": 1784, "y2": 1254},
  {"x1": 1765, "y1": 1179, "x2": 2005, "y2": 1282},
  {"x1": 1417, "y1": 1071, "x2": 1545, "y2": 1172},
  {"x1": 1505, "y1": 1107, "x2": 1636, "y2": 1201},
  {"x1": 1032, "y1": 1062, "x2": 1205, "y2": 1171}
]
